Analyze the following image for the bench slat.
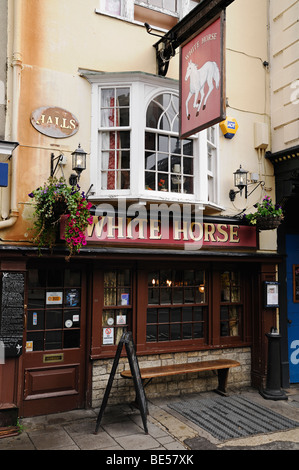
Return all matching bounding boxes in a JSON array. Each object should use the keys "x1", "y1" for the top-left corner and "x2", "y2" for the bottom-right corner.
[{"x1": 120, "y1": 359, "x2": 240, "y2": 380}]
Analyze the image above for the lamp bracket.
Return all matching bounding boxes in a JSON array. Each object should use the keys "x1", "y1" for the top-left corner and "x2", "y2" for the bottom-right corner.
[
  {"x1": 69, "y1": 173, "x2": 78, "y2": 187},
  {"x1": 229, "y1": 180, "x2": 265, "y2": 202},
  {"x1": 50, "y1": 153, "x2": 64, "y2": 177}
]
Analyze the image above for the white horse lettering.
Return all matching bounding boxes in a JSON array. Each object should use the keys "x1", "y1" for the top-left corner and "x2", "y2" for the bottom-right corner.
[{"x1": 185, "y1": 60, "x2": 220, "y2": 119}]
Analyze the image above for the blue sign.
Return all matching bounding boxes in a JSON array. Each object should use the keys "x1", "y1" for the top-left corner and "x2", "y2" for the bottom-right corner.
[
  {"x1": 0, "y1": 162, "x2": 8, "y2": 187},
  {"x1": 286, "y1": 234, "x2": 299, "y2": 383}
]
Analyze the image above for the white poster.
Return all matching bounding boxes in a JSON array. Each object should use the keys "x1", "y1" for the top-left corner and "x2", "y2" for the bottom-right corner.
[{"x1": 103, "y1": 327, "x2": 114, "y2": 345}]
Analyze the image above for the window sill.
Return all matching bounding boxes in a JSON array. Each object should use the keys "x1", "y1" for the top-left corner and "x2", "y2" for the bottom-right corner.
[
  {"x1": 89, "y1": 192, "x2": 204, "y2": 206},
  {"x1": 90, "y1": 340, "x2": 251, "y2": 360},
  {"x1": 94, "y1": 9, "x2": 170, "y2": 33}
]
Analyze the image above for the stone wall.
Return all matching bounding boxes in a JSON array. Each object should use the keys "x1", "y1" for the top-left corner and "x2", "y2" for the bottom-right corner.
[{"x1": 92, "y1": 347, "x2": 251, "y2": 408}]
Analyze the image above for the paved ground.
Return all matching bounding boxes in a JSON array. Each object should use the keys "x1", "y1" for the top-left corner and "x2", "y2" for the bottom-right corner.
[{"x1": 0, "y1": 385, "x2": 298, "y2": 452}]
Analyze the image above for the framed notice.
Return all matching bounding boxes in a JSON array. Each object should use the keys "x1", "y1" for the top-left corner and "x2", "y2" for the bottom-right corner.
[
  {"x1": 180, "y1": 13, "x2": 225, "y2": 138},
  {"x1": 293, "y1": 265, "x2": 299, "y2": 302},
  {"x1": 103, "y1": 327, "x2": 114, "y2": 345},
  {"x1": 264, "y1": 281, "x2": 279, "y2": 308},
  {"x1": 46, "y1": 291, "x2": 63, "y2": 305}
]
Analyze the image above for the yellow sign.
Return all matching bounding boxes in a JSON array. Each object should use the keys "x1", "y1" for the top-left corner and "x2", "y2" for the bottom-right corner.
[
  {"x1": 26, "y1": 341, "x2": 33, "y2": 352},
  {"x1": 219, "y1": 117, "x2": 239, "y2": 139}
]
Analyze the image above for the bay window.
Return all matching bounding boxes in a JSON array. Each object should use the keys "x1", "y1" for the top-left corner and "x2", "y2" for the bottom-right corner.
[
  {"x1": 87, "y1": 72, "x2": 220, "y2": 207},
  {"x1": 100, "y1": 87, "x2": 130, "y2": 190},
  {"x1": 145, "y1": 93, "x2": 194, "y2": 194}
]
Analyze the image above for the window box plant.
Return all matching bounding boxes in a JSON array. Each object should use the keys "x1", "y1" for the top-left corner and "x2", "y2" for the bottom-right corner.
[
  {"x1": 28, "y1": 177, "x2": 93, "y2": 258},
  {"x1": 243, "y1": 196, "x2": 283, "y2": 230}
]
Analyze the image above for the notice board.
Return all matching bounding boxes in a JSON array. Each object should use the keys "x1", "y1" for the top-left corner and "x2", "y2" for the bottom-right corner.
[{"x1": 0, "y1": 272, "x2": 24, "y2": 357}]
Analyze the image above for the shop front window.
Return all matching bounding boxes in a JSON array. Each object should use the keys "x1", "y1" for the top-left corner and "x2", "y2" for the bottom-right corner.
[
  {"x1": 220, "y1": 271, "x2": 242, "y2": 337},
  {"x1": 27, "y1": 268, "x2": 82, "y2": 351},
  {"x1": 92, "y1": 262, "x2": 252, "y2": 358},
  {"x1": 146, "y1": 269, "x2": 206, "y2": 342},
  {"x1": 102, "y1": 269, "x2": 131, "y2": 345}
]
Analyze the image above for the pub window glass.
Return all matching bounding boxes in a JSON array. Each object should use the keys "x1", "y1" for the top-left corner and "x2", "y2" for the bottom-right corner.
[
  {"x1": 220, "y1": 271, "x2": 242, "y2": 337},
  {"x1": 146, "y1": 268, "x2": 207, "y2": 342},
  {"x1": 26, "y1": 268, "x2": 81, "y2": 351},
  {"x1": 102, "y1": 269, "x2": 132, "y2": 345}
]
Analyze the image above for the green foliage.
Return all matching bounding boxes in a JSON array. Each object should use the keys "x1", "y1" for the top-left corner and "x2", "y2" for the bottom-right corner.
[
  {"x1": 28, "y1": 177, "x2": 93, "y2": 258},
  {"x1": 243, "y1": 196, "x2": 283, "y2": 226}
]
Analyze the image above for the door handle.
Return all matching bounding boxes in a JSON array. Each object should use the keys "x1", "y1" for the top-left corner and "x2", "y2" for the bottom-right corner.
[
  {"x1": 24, "y1": 305, "x2": 27, "y2": 330},
  {"x1": 287, "y1": 319, "x2": 292, "y2": 324}
]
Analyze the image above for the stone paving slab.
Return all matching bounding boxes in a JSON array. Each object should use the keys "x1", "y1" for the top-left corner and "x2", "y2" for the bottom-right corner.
[{"x1": 0, "y1": 386, "x2": 298, "y2": 451}]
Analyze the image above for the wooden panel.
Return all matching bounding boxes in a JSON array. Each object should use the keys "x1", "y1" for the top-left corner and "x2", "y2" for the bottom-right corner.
[
  {"x1": 0, "y1": 359, "x2": 18, "y2": 407},
  {"x1": 24, "y1": 365, "x2": 79, "y2": 400}
]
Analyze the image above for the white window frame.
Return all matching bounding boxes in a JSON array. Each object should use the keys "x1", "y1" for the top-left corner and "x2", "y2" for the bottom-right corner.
[
  {"x1": 206, "y1": 125, "x2": 219, "y2": 205},
  {"x1": 96, "y1": 0, "x2": 199, "y2": 23},
  {"x1": 86, "y1": 71, "x2": 220, "y2": 208}
]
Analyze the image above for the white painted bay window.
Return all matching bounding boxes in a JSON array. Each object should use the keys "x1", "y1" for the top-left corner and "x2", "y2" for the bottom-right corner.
[{"x1": 86, "y1": 72, "x2": 219, "y2": 207}]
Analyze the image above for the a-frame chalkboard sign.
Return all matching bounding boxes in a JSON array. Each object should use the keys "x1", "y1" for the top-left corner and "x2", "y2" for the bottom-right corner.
[{"x1": 94, "y1": 331, "x2": 148, "y2": 434}]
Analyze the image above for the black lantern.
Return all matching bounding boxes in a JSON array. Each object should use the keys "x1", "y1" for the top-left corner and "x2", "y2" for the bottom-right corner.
[
  {"x1": 72, "y1": 143, "x2": 86, "y2": 175},
  {"x1": 229, "y1": 165, "x2": 248, "y2": 201},
  {"x1": 69, "y1": 144, "x2": 87, "y2": 185}
]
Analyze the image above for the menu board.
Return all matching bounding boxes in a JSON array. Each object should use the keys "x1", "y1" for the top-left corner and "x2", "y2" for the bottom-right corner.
[
  {"x1": 0, "y1": 272, "x2": 24, "y2": 357},
  {"x1": 95, "y1": 332, "x2": 148, "y2": 435}
]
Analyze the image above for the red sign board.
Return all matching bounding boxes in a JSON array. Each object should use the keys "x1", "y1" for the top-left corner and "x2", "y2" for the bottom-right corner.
[
  {"x1": 180, "y1": 15, "x2": 225, "y2": 138},
  {"x1": 61, "y1": 216, "x2": 257, "y2": 250}
]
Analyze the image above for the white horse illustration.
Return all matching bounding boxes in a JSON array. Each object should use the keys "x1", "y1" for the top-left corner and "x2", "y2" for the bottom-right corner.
[{"x1": 185, "y1": 60, "x2": 220, "y2": 119}]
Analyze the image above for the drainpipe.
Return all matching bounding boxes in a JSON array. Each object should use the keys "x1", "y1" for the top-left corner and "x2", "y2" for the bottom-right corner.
[{"x1": 0, "y1": 0, "x2": 22, "y2": 229}]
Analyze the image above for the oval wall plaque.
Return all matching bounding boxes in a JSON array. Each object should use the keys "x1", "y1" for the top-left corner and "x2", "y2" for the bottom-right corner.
[{"x1": 30, "y1": 106, "x2": 79, "y2": 138}]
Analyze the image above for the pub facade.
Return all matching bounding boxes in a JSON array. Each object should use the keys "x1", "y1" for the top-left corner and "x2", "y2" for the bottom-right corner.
[{"x1": 0, "y1": 0, "x2": 289, "y2": 419}]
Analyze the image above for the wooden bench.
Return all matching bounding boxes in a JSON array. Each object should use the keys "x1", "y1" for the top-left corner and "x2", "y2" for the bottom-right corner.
[{"x1": 120, "y1": 359, "x2": 240, "y2": 396}]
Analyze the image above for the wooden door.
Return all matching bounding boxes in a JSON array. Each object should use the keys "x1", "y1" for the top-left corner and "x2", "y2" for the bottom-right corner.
[{"x1": 21, "y1": 265, "x2": 87, "y2": 417}]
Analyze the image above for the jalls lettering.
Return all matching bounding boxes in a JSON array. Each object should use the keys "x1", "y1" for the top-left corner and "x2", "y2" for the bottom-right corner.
[
  {"x1": 30, "y1": 106, "x2": 79, "y2": 138},
  {"x1": 36, "y1": 113, "x2": 76, "y2": 130}
]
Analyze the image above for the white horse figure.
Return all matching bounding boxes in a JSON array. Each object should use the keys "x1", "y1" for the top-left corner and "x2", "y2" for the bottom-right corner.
[{"x1": 185, "y1": 60, "x2": 220, "y2": 119}]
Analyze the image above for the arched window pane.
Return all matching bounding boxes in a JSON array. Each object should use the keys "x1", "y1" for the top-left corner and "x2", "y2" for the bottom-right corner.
[{"x1": 145, "y1": 92, "x2": 194, "y2": 194}]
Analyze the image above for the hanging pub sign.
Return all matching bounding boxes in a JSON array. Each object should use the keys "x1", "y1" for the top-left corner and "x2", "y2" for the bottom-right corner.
[
  {"x1": 30, "y1": 106, "x2": 79, "y2": 138},
  {"x1": 180, "y1": 14, "x2": 226, "y2": 138}
]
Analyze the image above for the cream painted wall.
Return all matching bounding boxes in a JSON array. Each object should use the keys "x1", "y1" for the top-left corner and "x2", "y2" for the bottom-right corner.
[
  {"x1": 269, "y1": 0, "x2": 299, "y2": 151},
  {"x1": 2, "y1": 0, "x2": 277, "y2": 251}
]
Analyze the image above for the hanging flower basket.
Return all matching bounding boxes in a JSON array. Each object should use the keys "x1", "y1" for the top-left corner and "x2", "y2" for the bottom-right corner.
[
  {"x1": 28, "y1": 177, "x2": 93, "y2": 258},
  {"x1": 256, "y1": 215, "x2": 283, "y2": 231},
  {"x1": 243, "y1": 196, "x2": 283, "y2": 231}
]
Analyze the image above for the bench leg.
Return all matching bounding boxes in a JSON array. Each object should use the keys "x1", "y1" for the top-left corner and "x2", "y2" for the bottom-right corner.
[{"x1": 215, "y1": 368, "x2": 229, "y2": 396}]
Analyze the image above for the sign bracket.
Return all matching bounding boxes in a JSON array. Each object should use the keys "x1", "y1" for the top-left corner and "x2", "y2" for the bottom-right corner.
[{"x1": 152, "y1": 0, "x2": 235, "y2": 76}]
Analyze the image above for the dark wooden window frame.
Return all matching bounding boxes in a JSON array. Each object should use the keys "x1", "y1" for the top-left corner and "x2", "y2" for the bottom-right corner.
[
  {"x1": 26, "y1": 264, "x2": 85, "y2": 352},
  {"x1": 91, "y1": 260, "x2": 253, "y2": 359}
]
